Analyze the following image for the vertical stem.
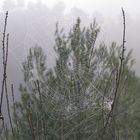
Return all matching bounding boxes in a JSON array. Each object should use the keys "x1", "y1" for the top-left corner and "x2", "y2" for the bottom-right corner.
[
  {"x1": 100, "y1": 8, "x2": 126, "y2": 140},
  {"x1": 26, "y1": 103, "x2": 36, "y2": 140},
  {"x1": 36, "y1": 80, "x2": 47, "y2": 140},
  {"x1": 11, "y1": 84, "x2": 19, "y2": 137},
  {"x1": 0, "y1": 11, "x2": 8, "y2": 118}
]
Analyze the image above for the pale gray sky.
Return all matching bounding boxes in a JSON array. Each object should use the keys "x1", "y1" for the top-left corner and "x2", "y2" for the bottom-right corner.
[
  {"x1": 41, "y1": 0, "x2": 140, "y2": 17},
  {"x1": 0, "y1": 0, "x2": 140, "y2": 18},
  {"x1": 0, "y1": 0, "x2": 140, "y2": 74}
]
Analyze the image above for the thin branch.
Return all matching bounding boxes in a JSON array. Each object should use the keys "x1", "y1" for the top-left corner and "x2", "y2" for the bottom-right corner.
[
  {"x1": 0, "y1": 11, "x2": 9, "y2": 118},
  {"x1": 11, "y1": 84, "x2": 19, "y2": 137},
  {"x1": 36, "y1": 80, "x2": 47, "y2": 140},
  {"x1": 26, "y1": 103, "x2": 37, "y2": 140},
  {"x1": 4, "y1": 34, "x2": 16, "y2": 140},
  {"x1": 100, "y1": 8, "x2": 126, "y2": 140}
]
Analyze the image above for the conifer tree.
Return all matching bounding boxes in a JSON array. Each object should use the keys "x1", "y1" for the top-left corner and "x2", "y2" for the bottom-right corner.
[{"x1": 12, "y1": 18, "x2": 138, "y2": 140}]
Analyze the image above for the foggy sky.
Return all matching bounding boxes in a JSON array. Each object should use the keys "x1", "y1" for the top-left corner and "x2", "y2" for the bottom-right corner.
[
  {"x1": 1, "y1": 0, "x2": 140, "y2": 18},
  {"x1": 0, "y1": 0, "x2": 140, "y2": 84}
]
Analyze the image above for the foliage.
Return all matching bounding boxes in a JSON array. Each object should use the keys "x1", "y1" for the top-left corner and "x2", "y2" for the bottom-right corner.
[
  {"x1": 0, "y1": 11, "x2": 140, "y2": 140},
  {"x1": 9, "y1": 18, "x2": 139, "y2": 140}
]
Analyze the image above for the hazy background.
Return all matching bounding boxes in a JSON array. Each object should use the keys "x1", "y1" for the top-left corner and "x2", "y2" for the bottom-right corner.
[{"x1": 0, "y1": 0, "x2": 139, "y2": 101}]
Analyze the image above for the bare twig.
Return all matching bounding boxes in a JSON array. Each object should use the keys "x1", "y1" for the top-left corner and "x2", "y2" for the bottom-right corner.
[
  {"x1": 3, "y1": 33, "x2": 16, "y2": 139},
  {"x1": 0, "y1": 11, "x2": 9, "y2": 119},
  {"x1": 11, "y1": 84, "x2": 19, "y2": 137},
  {"x1": 100, "y1": 8, "x2": 126, "y2": 140},
  {"x1": 36, "y1": 80, "x2": 47, "y2": 140},
  {"x1": 26, "y1": 103, "x2": 37, "y2": 140},
  {"x1": 5, "y1": 81, "x2": 16, "y2": 140}
]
